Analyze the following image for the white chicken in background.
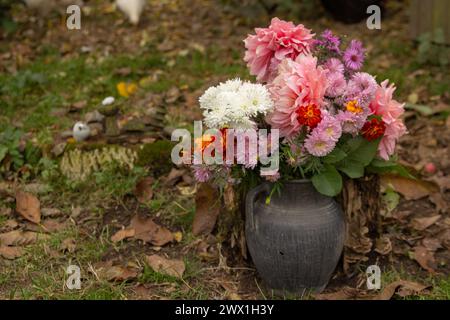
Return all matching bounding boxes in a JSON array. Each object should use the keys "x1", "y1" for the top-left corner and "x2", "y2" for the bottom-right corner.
[
  {"x1": 73, "y1": 122, "x2": 91, "y2": 142},
  {"x1": 116, "y1": 0, "x2": 146, "y2": 25}
]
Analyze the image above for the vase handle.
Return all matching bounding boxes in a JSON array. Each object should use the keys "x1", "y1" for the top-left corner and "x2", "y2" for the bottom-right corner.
[{"x1": 246, "y1": 183, "x2": 270, "y2": 230}]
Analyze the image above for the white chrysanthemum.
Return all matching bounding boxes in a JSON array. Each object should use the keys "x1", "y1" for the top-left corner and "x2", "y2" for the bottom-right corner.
[{"x1": 199, "y1": 78, "x2": 273, "y2": 129}]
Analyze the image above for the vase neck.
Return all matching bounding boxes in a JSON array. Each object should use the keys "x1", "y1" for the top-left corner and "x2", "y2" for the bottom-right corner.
[{"x1": 267, "y1": 180, "x2": 332, "y2": 208}]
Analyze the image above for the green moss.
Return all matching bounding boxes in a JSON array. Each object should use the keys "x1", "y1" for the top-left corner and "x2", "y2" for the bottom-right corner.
[{"x1": 136, "y1": 140, "x2": 174, "y2": 176}]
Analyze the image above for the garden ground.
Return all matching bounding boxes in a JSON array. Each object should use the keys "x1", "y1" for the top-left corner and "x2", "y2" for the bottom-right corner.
[{"x1": 0, "y1": 0, "x2": 449, "y2": 299}]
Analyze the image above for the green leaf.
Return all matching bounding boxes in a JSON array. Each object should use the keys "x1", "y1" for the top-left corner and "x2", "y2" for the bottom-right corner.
[
  {"x1": 312, "y1": 165, "x2": 343, "y2": 197},
  {"x1": 323, "y1": 147, "x2": 347, "y2": 164},
  {"x1": 0, "y1": 146, "x2": 7, "y2": 162},
  {"x1": 404, "y1": 103, "x2": 434, "y2": 116},
  {"x1": 337, "y1": 160, "x2": 365, "y2": 178},
  {"x1": 367, "y1": 161, "x2": 416, "y2": 179},
  {"x1": 346, "y1": 137, "x2": 381, "y2": 166}
]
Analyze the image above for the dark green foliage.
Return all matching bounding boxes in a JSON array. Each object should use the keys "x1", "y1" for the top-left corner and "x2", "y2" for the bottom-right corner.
[{"x1": 136, "y1": 140, "x2": 175, "y2": 176}]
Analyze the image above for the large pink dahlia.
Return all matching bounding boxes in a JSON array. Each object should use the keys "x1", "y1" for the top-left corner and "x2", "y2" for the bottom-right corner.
[
  {"x1": 266, "y1": 55, "x2": 328, "y2": 138},
  {"x1": 244, "y1": 17, "x2": 314, "y2": 83}
]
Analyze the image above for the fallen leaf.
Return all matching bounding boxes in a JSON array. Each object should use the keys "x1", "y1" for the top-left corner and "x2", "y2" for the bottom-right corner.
[
  {"x1": 374, "y1": 235, "x2": 392, "y2": 255},
  {"x1": 134, "y1": 177, "x2": 154, "y2": 204},
  {"x1": 41, "y1": 208, "x2": 62, "y2": 218},
  {"x1": 61, "y1": 238, "x2": 76, "y2": 253},
  {"x1": 2, "y1": 219, "x2": 18, "y2": 231},
  {"x1": 410, "y1": 215, "x2": 441, "y2": 231},
  {"x1": 0, "y1": 230, "x2": 40, "y2": 246},
  {"x1": 315, "y1": 287, "x2": 365, "y2": 300},
  {"x1": 42, "y1": 219, "x2": 69, "y2": 233},
  {"x1": 102, "y1": 265, "x2": 139, "y2": 282},
  {"x1": 413, "y1": 246, "x2": 436, "y2": 273},
  {"x1": 110, "y1": 228, "x2": 135, "y2": 243},
  {"x1": 193, "y1": 183, "x2": 220, "y2": 236},
  {"x1": 421, "y1": 238, "x2": 442, "y2": 252},
  {"x1": 163, "y1": 168, "x2": 185, "y2": 186},
  {"x1": 145, "y1": 254, "x2": 185, "y2": 278},
  {"x1": 381, "y1": 175, "x2": 439, "y2": 200},
  {"x1": 375, "y1": 280, "x2": 429, "y2": 300},
  {"x1": 0, "y1": 246, "x2": 23, "y2": 259},
  {"x1": 429, "y1": 193, "x2": 448, "y2": 213},
  {"x1": 15, "y1": 191, "x2": 41, "y2": 224},
  {"x1": 129, "y1": 215, "x2": 173, "y2": 246}
]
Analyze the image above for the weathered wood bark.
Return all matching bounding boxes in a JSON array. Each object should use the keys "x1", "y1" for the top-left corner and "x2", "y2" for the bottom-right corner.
[{"x1": 338, "y1": 175, "x2": 382, "y2": 275}]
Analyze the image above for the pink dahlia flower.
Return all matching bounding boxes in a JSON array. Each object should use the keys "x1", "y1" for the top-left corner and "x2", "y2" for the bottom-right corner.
[
  {"x1": 369, "y1": 80, "x2": 407, "y2": 160},
  {"x1": 244, "y1": 17, "x2": 314, "y2": 83},
  {"x1": 266, "y1": 55, "x2": 328, "y2": 138}
]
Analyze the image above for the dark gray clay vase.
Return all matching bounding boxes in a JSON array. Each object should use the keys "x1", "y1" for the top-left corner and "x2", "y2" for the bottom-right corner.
[{"x1": 245, "y1": 180, "x2": 345, "y2": 294}]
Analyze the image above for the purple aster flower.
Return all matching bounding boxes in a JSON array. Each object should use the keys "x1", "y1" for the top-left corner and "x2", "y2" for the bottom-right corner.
[
  {"x1": 304, "y1": 128, "x2": 336, "y2": 157},
  {"x1": 343, "y1": 40, "x2": 365, "y2": 71},
  {"x1": 193, "y1": 166, "x2": 212, "y2": 182},
  {"x1": 345, "y1": 72, "x2": 377, "y2": 107},
  {"x1": 320, "y1": 29, "x2": 341, "y2": 54},
  {"x1": 326, "y1": 72, "x2": 347, "y2": 98}
]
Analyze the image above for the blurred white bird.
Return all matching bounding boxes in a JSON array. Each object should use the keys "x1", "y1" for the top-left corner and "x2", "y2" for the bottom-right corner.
[
  {"x1": 73, "y1": 122, "x2": 91, "y2": 142},
  {"x1": 116, "y1": 0, "x2": 146, "y2": 25}
]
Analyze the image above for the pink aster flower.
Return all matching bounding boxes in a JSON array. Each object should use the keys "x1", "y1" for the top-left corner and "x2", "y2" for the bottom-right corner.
[
  {"x1": 324, "y1": 58, "x2": 345, "y2": 75},
  {"x1": 336, "y1": 110, "x2": 367, "y2": 135},
  {"x1": 316, "y1": 114, "x2": 342, "y2": 141},
  {"x1": 343, "y1": 40, "x2": 365, "y2": 71},
  {"x1": 345, "y1": 72, "x2": 377, "y2": 107},
  {"x1": 244, "y1": 17, "x2": 315, "y2": 83},
  {"x1": 266, "y1": 55, "x2": 328, "y2": 138},
  {"x1": 304, "y1": 128, "x2": 336, "y2": 157},
  {"x1": 193, "y1": 166, "x2": 212, "y2": 182},
  {"x1": 369, "y1": 80, "x2": 407, "y2": 160},
  {"x1": 325, "y1": 72, "x2": 347, "y2": 97}
]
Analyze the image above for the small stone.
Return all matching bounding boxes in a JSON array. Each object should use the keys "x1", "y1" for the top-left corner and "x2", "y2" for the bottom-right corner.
[
  {"x1": 102, "y1": 96, "x2": 115, "y2": 106},
  {"x1": 52, "y1": 142, "x2": 67, "y2": 157},
  {"x1": 99, "y1": 104, "x2": 119, "y2": 116},
  {"x1": 122, "y1": 118, "x2": 146, "y2": 132},
  {"x1": 85, "y1": 110, "x2": 105, "y2": 123},
  {"x1": 88, "y1": 123, "x2": 104, "y2": 136},
  {"x1": 105, "y1": 116, "x2": 120, "y2": 137},
  {"x1": 61, "y1": 130, "x2": 73, "y2": 139}
]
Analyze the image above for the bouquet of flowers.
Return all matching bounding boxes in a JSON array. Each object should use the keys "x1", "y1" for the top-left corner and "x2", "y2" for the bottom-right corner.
[{"x1": 189, "y1": 18, "x2": 407, "y2": 197}]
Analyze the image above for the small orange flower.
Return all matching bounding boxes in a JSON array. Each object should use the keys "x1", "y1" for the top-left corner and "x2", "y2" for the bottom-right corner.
[
  {"x1": 117, "y1": 82, "x2": 138, "y2": 98},
  {"x1": 296, "y1": 104, "x2": 322, "y2": 128},
  {"x1": 346, "y1": 100, "x2": 363, "y2": 114},
  {"x1": 361, "y1": 118, "x2": 386, "y2": 141}
]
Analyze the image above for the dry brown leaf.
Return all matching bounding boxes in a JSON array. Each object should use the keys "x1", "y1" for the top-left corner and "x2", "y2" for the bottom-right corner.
[
  {"x1": 0, "y1": 246, "x2": 23, "y2": 259},
  {"x1": 380, "y1": 175, "x2": 439, "y2": 200},
  {"x1": 145, "y1": 254, "x2": 185, "y2": 278},
  {"x1": 413, "y1": 246, "x2": 436, "y2": 273},
  {"x1": 102, "y1": 265, "x2": 139, "y2": 282},
  {"x1": 110, "y1": 228, "x2": 135, "y2": 243},
  {"x1": 163, "y1": 168, "x2": 186, "y2": 186},
  {"x1": 61, "y1": 238, "x2": 76, "y2": 253},
  {"x1": 2, "y1": 219, "x2": 18, "y2": 231},
  {"x1": 129, "y1": 215, "x2": 173, "y2": 246},
  {"x1": 421, "y1": 238, "x2": 442, "y2": 252},
  {"x1": 410, "y1": 215, "x2": 441, "y2": 231},
  {"x1": 42, "y1": 219, "x2": 69, "y2": 233},
  {"x1": 193, "y1": 183, "x2": 220, "y2": 236},
  {"x1": 15, "y1": 191, "x2": 41, "y2": 224},
  {"x1": 315, "y1": 287, "x2": 365, "y2": 300},
  {"x1": 429, "y1": 193, "x2": 448, "y2": 213},
  {"x1": 374, "y1": 235, "x2": 392, "y2": 255},
  {"x1": 134, "y1": 177, "x2": 154, "y2": 204},
  {"x1": 374, "y1": 280, "x2": 429, "y2": 300},
  {"x1": 0, "y1": 230, "x2": 40, "y2": 246},
  {"x1": 41, "y1": 208, "x2": 62, "y2": 218}
]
